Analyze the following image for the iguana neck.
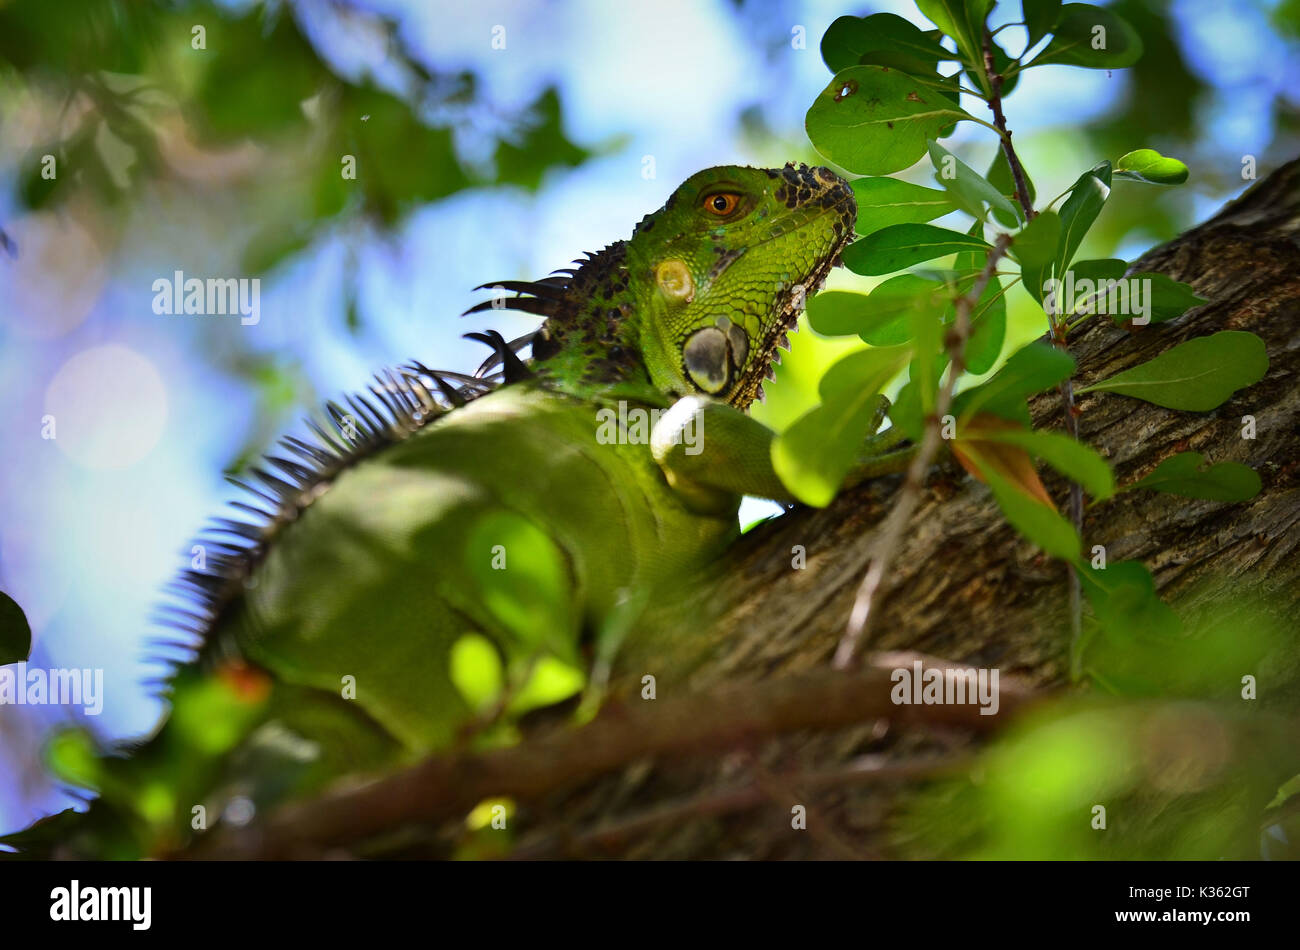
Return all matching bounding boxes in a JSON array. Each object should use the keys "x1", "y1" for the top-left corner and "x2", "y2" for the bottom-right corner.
[{"x1": 528, "y1": 240, "x2": 653, "y2": 399}]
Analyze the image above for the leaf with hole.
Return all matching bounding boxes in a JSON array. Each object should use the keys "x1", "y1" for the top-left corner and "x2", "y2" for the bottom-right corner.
[{"x1": 806, "y1": 66, "x2": 972, "y2": 175}]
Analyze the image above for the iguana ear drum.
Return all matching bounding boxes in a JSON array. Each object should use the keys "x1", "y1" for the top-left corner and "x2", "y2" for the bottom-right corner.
[{"x1": 683, "y1": 327, "x2": 731, "y2": 394}]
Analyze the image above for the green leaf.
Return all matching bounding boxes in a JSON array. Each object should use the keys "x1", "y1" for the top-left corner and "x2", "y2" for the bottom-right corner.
[
  {"x1": 1053, "y1": 162, "x2": 1111, "y2": 305},
  {"x1": 1078, "y1": 561, "x2": 1180, "y2": 643},
  {"x1": 843, "y1": 223, "x2": 989, "y2": 276},
  {"x1": 467, "y1": 511, "x2": 575, "y2": 659},
  {"x1": 1022, "y1": 0, "x2": 1063, "y2": 48},
  {"x1": 1027, "y1": 3, "x2": 1144, "y2": 68},
  {"x1": 449, "y1": 633, "x2": 505, "y2": 712},
  {"x1": 806, "y1": 66, "x2": 972, "y2": 176},
  {"x1": 963, "y1": 274, "x2": 1008, "y2": 374},
  {"x1": 1119, "y1": 272, "x2": 1206, "y2": 325},
  {"x1": 1125, "y1": 452, "x2": 1261, "y2": 501},
  {"x1": 1077, "y1": 331, "x2": 1268, "y2": 410},
  {"x1": 986, "y1": 147, "x2": 1036, "y2": 227},
  {"x1": 954, "y1": 340, "x2": 1076, "y2": 421},
  {"x1": 820, "y1": 13, "x2": 953, "y2": 73},
  {"x1": 851, "y1": 176, "x2": 957, "y2": 234},
  {"x1": 978, "y1": 461, "x2": 1082, "y2": 561},
  {"x1": 45, "y1": 728, "x2": 102, "y2": 792},
  {"x1": 807, "y1": 278, "x2": 948, "y2": 345},
  {"x1": 927, "y1": 140, "x2": 1018, "y2": 221},
  {"x1": 773, "y1": 347, "x2": 911, "y2": 507},
  {"x1": 1114, "y1": 148, "x2": 1189, "y2": 185},
  {"x1": 915, "y1": 0, "x2": 995, "y2": 67},
  {"x1": 1066, "y1": 258, "x2": 1127, "y2": 283},
  {"x1": 0, "y1": 591, "x2": 31, "y2": 665},
  {"x1": 1010, "y1": 210, "x2": 1061, "y2": 305},
  {"x1": 976, "y1": 428, "x2": 1115, "y2": 500}
]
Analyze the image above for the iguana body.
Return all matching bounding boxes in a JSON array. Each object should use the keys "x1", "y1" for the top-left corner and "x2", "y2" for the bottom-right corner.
[{"x1": 9, "y1": 164, "x2": 858, "y2": 858}]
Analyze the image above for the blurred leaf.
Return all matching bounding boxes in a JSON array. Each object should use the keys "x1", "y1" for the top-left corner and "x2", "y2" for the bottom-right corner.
[
  {"x1": 449, "y1": 633, "x2": 504, "y2": 713},
  {"x1": 1027, "y1": 3, "x2": 1143, "y2": 68},
  {"x1": 975, "y1": 425, "x2": 1115, "y2": 500},
  {"x1": 820, "y1": 12, "x2": 952, "y2": 73},
  {"x1": 1125, "y1": 452, "x2": 1261, "y2": 502},
  {"x1": 1078, "y1": 560, "x2": 1180, "y2": 643},
  {"x1": 850, "y1": 176, "x2": 956, "y2": 234},
  {"x1": 808, "y1": 277, "x2": 949, "y2": 345},
  {"x1": 773, "y1": 346, "x2": 911, "y2": 506},
  {"x1": 493, "y1": 88, "x2": 591, "y2": 190},
  {"x1": 953, "y1": 340, "x2": 1075, "y2": 422},
  {"x1": 843, "y1": 223, "x2": 989, "y2": 275},
  {"x1": 468, "y1": 511, "x2": 575, "y2": 660},
  {"x1": 1022, "y1": 0, "x2": 1063, "y2": 48},
  {"x1": 0, "y1": 591, "x2": 32, "y2": 665},
  {"x1": 45, "y1": 728, "x2": 102, "y2": 792},
  {"x1": 806, "y1": 66, "x2": 971, "y2": 175},
  {"x1": 1114, "y1": 148, "x2": 1189, "y2": 185},
  {"x1": 1077, "y1": 331, "x2": 1268, "y2": 410},
  {"x1": 961, "y1": 440, "x2": 1081, "y2": 559}
]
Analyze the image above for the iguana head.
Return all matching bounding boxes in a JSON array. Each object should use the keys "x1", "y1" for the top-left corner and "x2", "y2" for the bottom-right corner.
[
  {"x1": 471, "y1": 163, "x2": 855, "y2": 409},
  {"x1": 625, "y1": 163, "x2": 855, "y2": 408}
]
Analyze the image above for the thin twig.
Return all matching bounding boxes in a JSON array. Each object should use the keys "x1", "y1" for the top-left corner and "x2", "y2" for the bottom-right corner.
[
  {"x1": 178, "y1": 651, "x2": 1038, "y2": 859},
  {"x1": 504, "y1": 752, "x2": 972, "y2": 860},
  {"x1": 982, "y1": 30, "x2": 1036, "y2": 222},
  {"x1": 835, "y1": 234, "x2": 1014, "y2": 667},
  {"x1": 981, "y1": 26, "x2": 1084, "y2": 667}
]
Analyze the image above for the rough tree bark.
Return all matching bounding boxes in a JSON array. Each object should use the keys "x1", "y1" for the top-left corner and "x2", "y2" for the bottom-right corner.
[{"x1": 195, "y1": 157, "x2": 1300, "y2": 861}]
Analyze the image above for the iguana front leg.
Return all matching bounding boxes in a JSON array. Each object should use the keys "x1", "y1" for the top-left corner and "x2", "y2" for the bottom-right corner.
[{"x1": 651, "y1": 395, "x2": 914, "y2": 513}]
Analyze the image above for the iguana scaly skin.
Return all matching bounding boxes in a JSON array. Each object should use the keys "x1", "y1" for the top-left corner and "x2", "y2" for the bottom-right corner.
[{"x1": 9, "y1": 164, "x2": 858, "y2": 858}]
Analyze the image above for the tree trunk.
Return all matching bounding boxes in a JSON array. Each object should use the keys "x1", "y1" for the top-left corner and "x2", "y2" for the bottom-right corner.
[{"x1": 197, "y1": 158, "x2": 1300, "y2": 861}]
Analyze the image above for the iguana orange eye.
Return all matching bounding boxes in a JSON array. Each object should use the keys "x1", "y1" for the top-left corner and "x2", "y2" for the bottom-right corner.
[{"x1": 703, "y1": 192, "x2": 740, "y2": 216}]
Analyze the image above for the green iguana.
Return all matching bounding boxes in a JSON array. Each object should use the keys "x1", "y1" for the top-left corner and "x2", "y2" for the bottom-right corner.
[{"x1": 8, "y1": 163, "x2": 908, "y2": 859}]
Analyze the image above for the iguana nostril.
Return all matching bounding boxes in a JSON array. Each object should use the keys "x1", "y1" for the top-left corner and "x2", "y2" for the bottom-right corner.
[{"x1": 683, "y1": 326, "x2": 731, "y2": 394}]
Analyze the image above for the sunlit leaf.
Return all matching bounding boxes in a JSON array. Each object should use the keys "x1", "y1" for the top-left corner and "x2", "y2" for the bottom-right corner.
[
  {"x1": 1114, "y1": 148, "x2": 1189, "y2": 185},
  {"x1": 1028, "y1": 3, "x2": 1144, "y2": 68}
]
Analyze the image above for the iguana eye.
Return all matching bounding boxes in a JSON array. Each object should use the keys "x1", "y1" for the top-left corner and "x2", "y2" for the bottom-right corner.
[{"x1": 703, "y1": 192, "x2": 741, "y2": 216}]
